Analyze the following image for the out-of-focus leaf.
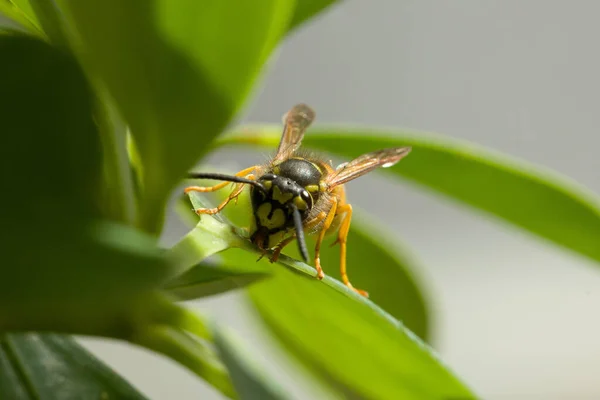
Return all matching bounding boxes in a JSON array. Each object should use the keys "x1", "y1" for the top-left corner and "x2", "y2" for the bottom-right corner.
[
  {"x1": 288, "y1": 0, "x2": 338, "y2": 32},
  {"x1": 59, "y1": 0, "x2": 297, "y2": 234},
  {"x1": 0, "y1": 34, "x2": 171, "y2": 338},
  {"x1": 0, "y1": 333, "x2": 148, "y2": 400},
  {"x1": 214, "y1": 326, "x2": 288, "y2": 400},
  {"x1": 219, "y1": 248, "x2": 474, "y2": 399},
  {"x1": 217, "y1": 126, "x2": 600, "y2": 266},
  {"x1": 0, "y1": 33, "x2": 101, "y2": 222}
]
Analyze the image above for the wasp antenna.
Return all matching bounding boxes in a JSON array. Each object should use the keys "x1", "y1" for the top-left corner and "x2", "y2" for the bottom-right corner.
[
  {"x1": 187, "y1": 172, "x2": 267, "y2": 194},
  {"x1": 290, "y1": 204, "x2": 309, "y2": 263}
]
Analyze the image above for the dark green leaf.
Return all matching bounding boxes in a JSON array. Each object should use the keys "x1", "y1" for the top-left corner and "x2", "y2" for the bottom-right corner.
[
  {"x1": 0, "y1": 33, "x2": 101, "y2": 222},
  {"x1": 288, "y1": 0, "x2": 338, "y2": 32},
  {"x1": 59, "y1": 0, "x2": 297, "y2": 234},
  {"x1": 217, "y1": 127, "x2": 600, "y2": 266},
  {"x1": 221, "y1": 249, "x2": 474, "y2": 399},
  {"x1": 0, "y1": 34, "x2": 172, "y2": 337},
  {"x1": 214, "y1": 326, "x2": 288, "y2": 400},
  {"x1": 0, "y1": 333, "x2": 147, "y2": 399}
]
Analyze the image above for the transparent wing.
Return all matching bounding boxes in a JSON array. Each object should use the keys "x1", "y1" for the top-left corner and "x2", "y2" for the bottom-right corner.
[
  {"x1": 272, "y1": 103, "x2": 315, "y2": 164},
  {"x1": 325, "y1": 147, "x2": 412, "y2": 188}
]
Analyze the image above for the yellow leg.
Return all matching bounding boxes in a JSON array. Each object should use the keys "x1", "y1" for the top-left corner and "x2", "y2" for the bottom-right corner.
[
  {"x1": 184, "y1": 166, "x2": 256, "y2": 194},
  {"x1": 269, "y1": 235, "x2": 297, "y2": 263},
  {"x1": 314, "y1": 199, "x2": 338, "y2": 281},
  {"x1": 335, "y1": 203, "x2": 368, "y2": 297},
  {"x1": 194, "y1": 174, "x2": 255, "y2": 215}
]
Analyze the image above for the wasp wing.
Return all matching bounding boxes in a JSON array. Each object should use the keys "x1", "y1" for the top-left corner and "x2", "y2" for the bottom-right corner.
[
  {"x1": 272, "y1": 103, "x2": 315, "y2": 165},
  {"x1": 325, "y1": 147, "x2": 412, "y2": 188}
]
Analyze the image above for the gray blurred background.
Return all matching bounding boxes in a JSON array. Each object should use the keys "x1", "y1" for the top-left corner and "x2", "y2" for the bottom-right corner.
[{"x1": 81, "y1": 1, "x2": 600, "y2": 399}]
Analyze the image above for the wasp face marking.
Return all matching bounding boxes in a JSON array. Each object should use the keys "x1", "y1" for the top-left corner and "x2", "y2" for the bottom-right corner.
[{"x1": 250, "y1": 171, "x2": 315, "y2": 248}]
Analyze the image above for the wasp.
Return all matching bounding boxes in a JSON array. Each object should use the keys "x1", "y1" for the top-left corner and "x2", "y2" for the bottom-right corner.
[{"x1": 185, "y1": 104, "x2": 411, "y2": 297}]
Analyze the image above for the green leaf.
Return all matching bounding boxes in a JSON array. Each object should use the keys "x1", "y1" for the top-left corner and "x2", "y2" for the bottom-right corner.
[
  {"x1": 0, "y1": 33, "x2": 174, "y2": 339},
  {"x1": 288, "y1": 0, "x2": 338, "y2": 32},
  {"x1": 0, "y1": 333, "x2": 147, "y2": 399},
  {"x1": 0, "y1": 33, "x2": 102, "y2": 222},
  {"x1": 213, "y1": 326, "x2": 288, "y2": 400},
  {"x1": 221, "y1": 249, "x2": 474, "y2": 399},
  {"x1": 59, "y1": 0, "x2": 297, "y2": 234},
  {"x1": 217, "y1": 126, "x2": 600, "y2": 266},
  {"x1": 0, "y1": 31, "x2": 234, "y2": 400}
]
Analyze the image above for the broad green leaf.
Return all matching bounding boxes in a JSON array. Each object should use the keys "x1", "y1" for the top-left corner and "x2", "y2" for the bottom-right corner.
[
  {"x1": 0, "y1": 33, "x2": 101, "y2": 222},
  {"x1": 221, "y1": 249, "x2": 474, "y2": 399},
  {"x1": 188, "y1": 179, "x2": 431, "y2": 339},
  {"x1": 217, "y1": 127, "x2": 600, "y2": 266},
  {"x1": 288, "y1": 0, "x2": 338, "y2": 32},
  {"x1": 0, "y1": 34, "x2": 172, "y2": 337},
  {"x1": 0, "y1": 333, "x2": 148, "y2": 399},
  {"x1": 59, "y1": 0, "x2": 297, "y2": 234},
  {"x1": 214, "y1": 326, "x2": 288, "y2": 400}
]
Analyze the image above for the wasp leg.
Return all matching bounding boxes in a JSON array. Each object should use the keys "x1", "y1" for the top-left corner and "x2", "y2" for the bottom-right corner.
[
  {"x1": 269, "y1": 234, "x2": 297, "y2": 263},
  {"x1": 334, "y1": 203, "x2": 368, "y2": 297},
  {"x1": 194, "y1": 174, "x2": 255, "y2": 215},
  {"x1": 313, "y1": 198, "x2": 339, "y2": 281},
  {"x1": 184, "y1": 166, "x2": 256, "y2": 194}
]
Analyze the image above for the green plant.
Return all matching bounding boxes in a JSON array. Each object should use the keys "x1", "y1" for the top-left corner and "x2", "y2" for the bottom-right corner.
[{"x1": 2, "y1": 1, "x2": 599, "y2": 399}]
